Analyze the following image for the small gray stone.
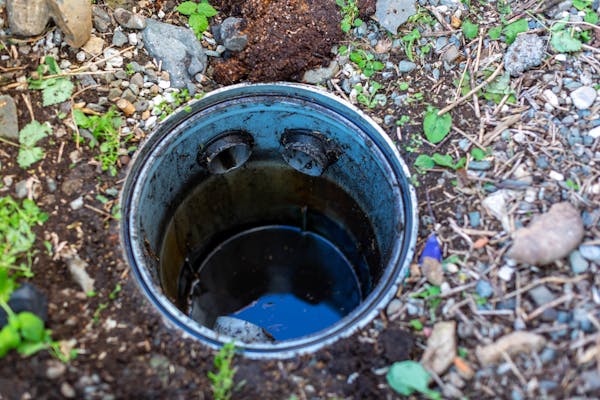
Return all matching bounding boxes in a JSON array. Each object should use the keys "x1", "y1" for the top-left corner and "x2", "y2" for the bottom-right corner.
[
  {"x1": 528, "y1": 285, "x2": 555, "y2": 306},
  {"x1": 219, "y1": 17, "x2": 248, "y2": 52},
  {"x1": 114, "y1": 8, "x2": 146, "y2": 30},
  {"x1": 441, "y1": 45, "x2": 460, "y2": 63},
  {"x1": 504, "y1": 34, "x2": 545, "y2": 76},
  {"x1": 581, "y1": 370, "x2": 600, "y2": 393},
  {"x1": 570, "y1": 86, "x2": 597, "y2": 110},
  {"x1": 302, "y1": 61, "x2": 339, "y2": 84},
  {"x1": 476, "y1": 280, "x2": 493, "y2": 298},
  {"x1": 61, "y1": 382, "x2": 76, "y2": 399},
  {"x1": 121, "y1": 88, "x2": 137, "y2": 103},
  {"x1": 468, "y1": 160, "x2": 492, "y2": 171},
  {"x1": 92, "y1": 6, "x2": 111, "y2": 33},
  {"x1": 15, "y1": 180, "x2": 28, "y2": 198},
  {"x1": 375, "y1": 0, "x2": 417, "y2": 34},
  {"x1": 46, "y1": 360, "x2": 66, "y2": 379},
  {"x1": 570, "y1": 250, "x2": 589, "y2": 274},
  {"x1": 130, "y1": 72, "x2": 144, "y2": 87},
  {"x1": 398, "y1": 60, "x2": 417, "y2": 73},
  {"x1": 143, "y1": 19, "x2": 207, "y2": 93},
  {"x1": 0, "y1": 95, "x2": 19, "y2": 139},
  {"x1": 70, "y1": 196, "x2": 84, "y2": 210},
  {"x1": 112, "y1": 29, "x2": 128, "y2": 47},
  {"x1": 579, "y1": 245, "x2": 600, "y2": 262}
]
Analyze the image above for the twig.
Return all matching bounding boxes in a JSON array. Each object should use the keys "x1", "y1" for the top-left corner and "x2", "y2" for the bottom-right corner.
[
  {"x1": 0, "y1": 136, "x2": 20, "y2": 148},
  {"x1": 20, "y1": 93, "x2": 35, "y2": 122},
  {"x1": 501, "y1": 351, "x2": 527, "y2": 386},
  {"x1": 524, "y1": 293, "x2": 573, "y2": 322},
  {"x1": 438, "y1": 63, "x2": 504, "y2": 116},
  {"x1": 500, "y1": 274, "x2": 588, "y2": 301}
]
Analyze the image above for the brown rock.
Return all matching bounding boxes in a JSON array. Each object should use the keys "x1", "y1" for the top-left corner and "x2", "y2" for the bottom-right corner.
[
  {"x1": 116, "y1": 98, "x2": 135, "y2": 117},
  {"x1": 476, "y1": 332, "x2": 546, "y2": 366},
  {"x1": 422, "y1": 256, "x2": 444, "y2": 286},
  {"x1": 47, "y1": 0, "x2": 92, "y2": 48},
  {"x1": 421, "y1": 321, "x2": 456, "y2": 375},
  {"x1": 508, "y1": 202, "x2": 584, "y2": 265}
]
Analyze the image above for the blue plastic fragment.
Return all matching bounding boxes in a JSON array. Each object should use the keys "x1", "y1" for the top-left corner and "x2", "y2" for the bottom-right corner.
[{"x1": 419, "y1": 234, "x2": 442, "y2": 264}]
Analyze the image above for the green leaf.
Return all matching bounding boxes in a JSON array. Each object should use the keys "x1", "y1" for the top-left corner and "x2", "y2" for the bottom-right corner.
[
  {"x1": 488, "y1": 25, "x2": 502, "y2": 40},
  {"x1": 432, "y1": 153, "x2": 455, "y2": 169},
  {"x1": 189, "y1": 13, "x2": 209, "y2": 35},
  {"x1": 44, "y1": 56, "x2": 61, "y2": 75},
  {"x1": 584, "y1": 11, "x2": 598, "y2": 24},
  {"x1": 177, "y1": 1, "x2": 198, "y2": 15},
  {"x1": 462, "y1": 19, "x2": 479, "y2": 40},
  {"x1": 19, "y1": 121, "x2": 51, "y2": 147},
  {"x1": 471, "y1": 147, "x2": 487, "y2": 161},
  {"x1": 551, "y1": 30, "x2": 583, "y2": 53},
  {"x1": 503, "y1": 19, "x2": 528, "y2": 44},
  {"x1": 387, "y1": 361, "x2": 432, "y2": 396},
  {"x1": 414, "y1": 154, "x2": 435, "y2": 170},
  {"x1": 17, "y1": 340, "x2": 48, "y2": 356},
  {"x1": 42, "y1": 78, "x2": 74, "y2": 106},
  {"x1": 17, "y1": 312, "x2": 45, "y2": 342},
  {"x1": 341, "y1": 20, "x2": 351, "y2": 32},
  {"x1": 371, "y1": 61, "x2": 385, "y2": 71},
  {"x1": 0, "y1": 325, "x2": 21, "y2": 357},
  {"x1": 423, "y1": 107, "x2": 452, "y2": 144},
  {"x1": 72, "y1": 109, "x2": 90, "y2": 128},
  {"x1": 196, "y1": 2, "x2": 218, "y2": 17},
  {"x1": 0, "y1": 270, "x2": 15, "y2": 303},
  {"x1": 17, "y1": 147, "x2": 45, "y2": 169}
]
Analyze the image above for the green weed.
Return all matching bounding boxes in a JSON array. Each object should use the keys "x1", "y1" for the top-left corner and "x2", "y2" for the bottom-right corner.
[
  {"x1": 354, "y1": 81, "x2": 386, "y2": 108},
  {"x1": 208, "y1": 342, "x2": 237, "y2": 400},
  {"x1": 73, "y1": 107, "x2": 135, "y2": 176},
  {"x1": 28, "y1": 56, "x2": 74, "y2": 106},
  {"x1": 177, "y1": 1, "x2": 218, "y2": 39},
  {"x1": 349, "y1": 49, "x2": 384, "y2": 77},
  {"x1": 336, "y1": 0, "x2": 363, "y2": 32}
]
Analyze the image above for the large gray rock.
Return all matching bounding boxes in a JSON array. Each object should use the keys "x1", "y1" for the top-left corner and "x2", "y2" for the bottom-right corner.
[
  {"x1": 142, "y1": 19, "x2": 207, "y2": 93},
  {"x1": 375, "y1": 0, "x2": 416, "y2": 34},
  {"x1": 0, "y1": 95, "x2": 18, "y2": 140},
  {"x1": 504, "y1": 34, "x2": 545, "y2": 76},
  {"x1": 6, "y1": 0, "x2": 48, "y2": 36}
]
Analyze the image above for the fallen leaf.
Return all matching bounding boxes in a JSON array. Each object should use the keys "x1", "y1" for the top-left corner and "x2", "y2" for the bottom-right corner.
[
  {"x1": 421, "y1": 321, "x2": 457, "y2": 374},
  {"x1": 453, "y1": 356, "x2": 474, "y2": 380},
  {"x1": 473, "y1": 237, "x2": 489, "y2": 249}
]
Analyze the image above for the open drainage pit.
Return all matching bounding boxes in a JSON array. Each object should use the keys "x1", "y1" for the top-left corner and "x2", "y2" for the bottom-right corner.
[{"x1": 121, "y1": 83, "x2": 417, "y2": 358}]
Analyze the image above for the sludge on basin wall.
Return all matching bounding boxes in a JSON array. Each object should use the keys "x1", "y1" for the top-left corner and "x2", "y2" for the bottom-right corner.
[{"x1": 120, "y1": 83, "x2": 418, "y2": 358}]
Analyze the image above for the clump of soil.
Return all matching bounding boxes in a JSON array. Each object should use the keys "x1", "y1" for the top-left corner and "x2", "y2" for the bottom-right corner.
[{"x1": 211, "y1": 0, "x2": 344, "y2": 83}]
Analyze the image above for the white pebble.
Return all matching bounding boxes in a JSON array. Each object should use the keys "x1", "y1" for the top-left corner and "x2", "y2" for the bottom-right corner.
[
  {"x1": 76, "y1": 51, "x2": 86, "y2": 62},
  {"x1": 588, "y1": 125, "x2": 600, "y2": 139},
  {"x1": 542, "y1": 89, "x2": 559, "y2": 108},
  {"x1": 555, "y1": 54, "x2": 567, "y2": 62},
  {"x1": 498, "y1": 265, "x2": 514, "y2": 282},
  {"x1": 70, "y1": 197, "x2": 84, "y2": 210},
  {"x1": 128, "y1": 33, "x2": 138, "y2": 45},
  {"x1": 145, "y1": 115, "x2": 158, "y2": 129},
  {"x1": 549, "y1": 170, "x2": 564, "y2": 181},
  {"x1": 157, "y1": 10, "x2": 165, "y2": 19},
  {"x1": 158, "y1": 79, "x2": 170, "y2": 89}
]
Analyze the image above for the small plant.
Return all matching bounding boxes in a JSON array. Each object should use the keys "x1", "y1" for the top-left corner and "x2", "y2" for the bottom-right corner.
[
  {"x1": 17, "y1": 121, "x2": 51, "y2": 169},
  {"x1": 396, "y1": 115, "x2": 410, "y2": 126},
  {"x1": 0, "y1": 198, "x2": 74, "y2": 362},
  {"x1": 354, "y1": 81, "x2": 386, "y2": 108},
  {"x1": 125, "y1": 63, "x2": 136, "y2": 76},
  {"x1": 423, "y1": 106, "x2": 452, "y2": 144},
  {"x1": 28, "y1": 56, "x2": 74, "y2": 106},
  {"x1": 387, "y1": 360, "x2": 441, "y2": 399},
  {"x1": 0, "y1": 196, "x2": 48, "y2": 277},
  {"x1": 154, "y1": 89, "x2": 197, "y2": 120},
  {"x1": 401, "y1": 29, "x2": 421, "y2": 62},
  {"x1": 349, "y1": 49, "x2": 384, "y2": 78},
  {"x1": 208, "y1": 342, "x2": 237, "y2": 400},
  {"x1": 73, "y1": 108, "x2": 134, "y2": 176},
  {"x1": 336, "y1": 0, "x2": 363, "y2": 32},
  {"x1": 462, "y1": 19, "x2": 479, "y2": 40},
  {"x1": 414, "y1": 153, "x2": 466, "y2": 172},
  {"x1": 482, "y1": 71, "x2": 516, "y2": 104},
  {"x1": 177, "y1": 1, "x2": 218, "y2": 39}
]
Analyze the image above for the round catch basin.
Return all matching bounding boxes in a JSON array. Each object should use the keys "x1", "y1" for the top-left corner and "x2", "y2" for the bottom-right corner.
[{"x1": 120, "y1": 83, "x2": 417, "y2": 358}]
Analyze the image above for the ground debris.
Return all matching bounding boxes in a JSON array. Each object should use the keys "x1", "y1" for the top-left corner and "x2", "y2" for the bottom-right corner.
[
  {"x1": 476, "y1": 332, "x2": 546, "y2": 366},
  {"x1": 421, "y1": 321, "x2": 456, "y2": 375}
]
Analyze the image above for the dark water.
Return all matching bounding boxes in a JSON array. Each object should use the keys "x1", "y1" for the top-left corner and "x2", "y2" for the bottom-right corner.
[{"x1": 187, "y1": 225, "x2": 362, "y2": 341}]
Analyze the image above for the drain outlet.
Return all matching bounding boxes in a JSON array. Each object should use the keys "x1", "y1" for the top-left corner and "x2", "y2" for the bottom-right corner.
[{"x1": 121, "y1": 83, "x2": 417, "y2": 358}]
